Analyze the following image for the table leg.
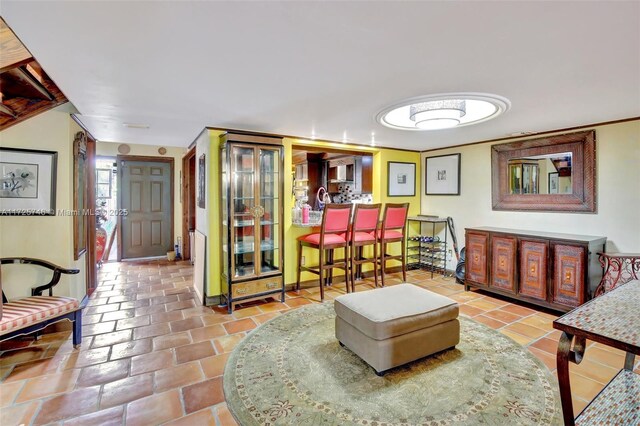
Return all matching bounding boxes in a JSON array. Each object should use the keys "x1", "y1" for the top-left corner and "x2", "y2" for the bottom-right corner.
[
  {"x1": 624, "y1": 352, "x2": 636, "y2": 370},
  {"x1": 557, "y1": 332, "x2": 575, "y2": 426},
  {"x1": 557, "y1": 331, "x2": 589, "y2": 426}
]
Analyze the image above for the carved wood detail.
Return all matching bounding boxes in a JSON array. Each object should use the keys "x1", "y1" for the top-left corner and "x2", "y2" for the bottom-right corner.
[
  {"x1": 490, "y1": 235, "x2": 517, "y2": 293},
  {"x1": 519, "y1": 240, "x2": 548, "y2": 300}
]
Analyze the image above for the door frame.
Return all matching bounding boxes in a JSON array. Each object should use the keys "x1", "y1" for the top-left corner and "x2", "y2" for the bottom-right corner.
[
  {"x1": 85, "y1": 135, "x2": 97, "y2": 295},
  {"x1": 181, "y1": 147, "x2": 196, "y2": 260},
  {"x1": 116, "y1": 155, "x2": 175, "y2": 261}
]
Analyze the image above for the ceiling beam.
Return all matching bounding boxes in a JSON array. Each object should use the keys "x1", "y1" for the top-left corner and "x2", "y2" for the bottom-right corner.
[{"x1": 1, "y1": 66, "x2": 54, "y2": 101}]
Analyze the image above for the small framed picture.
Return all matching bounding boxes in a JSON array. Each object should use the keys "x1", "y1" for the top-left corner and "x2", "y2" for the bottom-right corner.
[
  {"x1": 425, "y1": 153, "x2": 461, "y2": 195},
  {"x1": 0, "y1": 147, "x2": 57, "y2": 215},
  {"x1": 387, "y1": 161, "x2": 416, "y2": 197},
  {"x1": 548, "y1": 172, "x2": 559, "y2": 194}
]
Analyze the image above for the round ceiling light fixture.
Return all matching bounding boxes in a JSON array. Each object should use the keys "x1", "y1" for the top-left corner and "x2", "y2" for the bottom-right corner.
[{"x1": 376, "y1": 93, "x2": 510, "y2": 131}]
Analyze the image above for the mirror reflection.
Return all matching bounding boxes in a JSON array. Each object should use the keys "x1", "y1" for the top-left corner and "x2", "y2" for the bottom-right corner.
[{"x1": 508, "y1": 152, "x2": 572, "y2": 195}]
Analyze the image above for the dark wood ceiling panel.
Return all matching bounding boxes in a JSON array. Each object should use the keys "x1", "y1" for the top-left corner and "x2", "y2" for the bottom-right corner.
[{"x1": 0, "y1": 17, "x2": 68, "y2": 131}]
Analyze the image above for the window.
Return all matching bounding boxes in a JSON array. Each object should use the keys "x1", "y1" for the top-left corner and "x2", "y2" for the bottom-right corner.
[{"x1": 96, "y1": 168, "x2": 112, "y2": 198}]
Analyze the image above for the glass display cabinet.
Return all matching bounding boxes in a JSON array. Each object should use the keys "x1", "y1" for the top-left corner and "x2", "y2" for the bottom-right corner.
[{"x1": 220, "y1": 133, "x2": 284, "y2": 313}]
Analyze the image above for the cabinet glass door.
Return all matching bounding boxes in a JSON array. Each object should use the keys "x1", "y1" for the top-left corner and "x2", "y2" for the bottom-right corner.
[
  {"x1": 258, "y1": 148, "x2": 280, "y2": 275},
  {"x1": 221, "y1": 147, "x2": 229, "y2": 278},
  {"x1": 231, "y1": 146, "x2": 256, "y2": 278}
]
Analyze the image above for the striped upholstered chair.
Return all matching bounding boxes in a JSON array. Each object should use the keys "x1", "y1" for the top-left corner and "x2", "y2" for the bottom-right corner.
[{"x1": 0, "y1": 257, "x2": 82, "y2": 348}]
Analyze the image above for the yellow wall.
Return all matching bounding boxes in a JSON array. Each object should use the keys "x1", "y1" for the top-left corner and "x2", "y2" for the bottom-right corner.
[
  {"x1": 205, "y1": 131, "x2": 421, "y2": 296},
  {"x1": 95, "y1": 142, "x2": 187, "y2": 248},
  {"x1": 0, "y1": 105, "x2": 87, "y2": 300},
  {"x1": 421, "y1": 119, "x2": 640, "y2": 271}
]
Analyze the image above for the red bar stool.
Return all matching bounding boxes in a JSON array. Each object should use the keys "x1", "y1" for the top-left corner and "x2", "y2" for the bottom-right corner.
[
  {"x1": 376, "y1": 203, "x2": 409, "y2": 287},
  {"x1": 349, "y1": 203, "x2": 382, "y2": 291},
  {"x1": 296, "y1": 203, "x2": 352, "y2": 301}
]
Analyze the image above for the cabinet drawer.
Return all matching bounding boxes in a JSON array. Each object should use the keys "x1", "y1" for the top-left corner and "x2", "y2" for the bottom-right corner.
[
  {"x1": 490, "y1": 235, "x2": 517, "y2": 293},
  {"x1": 519, "y1": 240, "x2": 548, "y2": 301},
  {"x1": 232, "y1": 276, "x2": 283, "y2": 298}
]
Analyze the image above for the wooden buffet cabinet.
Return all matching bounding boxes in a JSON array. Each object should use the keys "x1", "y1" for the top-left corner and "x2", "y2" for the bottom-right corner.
[{"x1": 465, "y1": 227, "x2": 606, "y2": 312}]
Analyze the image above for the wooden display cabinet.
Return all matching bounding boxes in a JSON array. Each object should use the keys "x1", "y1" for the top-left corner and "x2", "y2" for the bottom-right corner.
[{"x1": 220, "y1": 133, "x2": 285, "y2": 313}]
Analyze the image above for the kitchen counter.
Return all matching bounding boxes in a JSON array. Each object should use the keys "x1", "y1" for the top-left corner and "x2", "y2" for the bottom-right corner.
[{"x1": 291, "y1": 221, "x2": 322, "y2": 228}]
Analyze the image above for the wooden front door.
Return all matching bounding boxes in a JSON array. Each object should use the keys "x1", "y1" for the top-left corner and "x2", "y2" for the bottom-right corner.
[{"x1": 119, "y1": 157, "x2": 173, "y2": 259}]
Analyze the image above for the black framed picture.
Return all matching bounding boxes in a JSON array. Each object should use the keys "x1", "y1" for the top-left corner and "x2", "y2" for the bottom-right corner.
[
  {"x1": 548, "y1": 172, "x2": 559, "y2": 194},
  {"x1": 197, "y1": 154, "x2": 206, "y2": 208},
  {"x1": 387, "y1": 161, "x2": 416, "y2": 196},
  {"x1": 425, "y1": 153, "x2": 461, "y2": 195},
  {"x1": 0, "y1": 147, "x2": 57, "y2": 215}
]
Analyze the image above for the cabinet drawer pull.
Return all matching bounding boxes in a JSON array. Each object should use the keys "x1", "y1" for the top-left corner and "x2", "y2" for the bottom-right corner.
[
  {"x1": 266, "y1": 282, "x2": 279, "y2": 289},
  {"x1": 236, "y1": 288, "x2": 248, "y2": 295}
]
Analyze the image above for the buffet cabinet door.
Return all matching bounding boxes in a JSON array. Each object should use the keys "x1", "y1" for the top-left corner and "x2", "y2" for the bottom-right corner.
[
  {"x1": 519, "y1": 240, "x2": 548, "y2": 301},
  {"x1": 551, "y1": 243, "x2": 586, "y2": 308},
  {"x1": 465, "y1": 231, "x2": 489, "y2": 286},
  {"x1": 490, "y1": 235, "x2": 517, "y2": 293}
]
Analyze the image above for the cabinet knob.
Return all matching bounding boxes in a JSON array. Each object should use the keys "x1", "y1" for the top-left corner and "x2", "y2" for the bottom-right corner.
[
  {"x1": 236, "y1": 288, "x2": 247, "y2": 295},
  {"x1": 266, "y1": 282, "x2": 278, "y2": 289}
]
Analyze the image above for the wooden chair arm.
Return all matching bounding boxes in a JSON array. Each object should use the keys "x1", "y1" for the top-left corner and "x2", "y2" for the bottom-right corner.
[{"x1": 0, "y1": 257, "x2": 80, "y2": 297}]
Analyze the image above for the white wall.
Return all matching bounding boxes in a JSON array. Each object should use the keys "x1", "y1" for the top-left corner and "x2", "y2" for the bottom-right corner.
[
  {"x1": 421, "y1": 120, "x2": 640, "y2": 271},
  {"x1": 0, "y1": 105, "x2": 87, "y2": 300},
  {"x1": 194, "y1": 130, "x2": 211, "y2": 298}
]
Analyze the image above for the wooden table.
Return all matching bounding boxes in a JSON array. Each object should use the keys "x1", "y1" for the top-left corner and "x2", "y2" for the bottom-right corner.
[{"x1": 553, "y1": 279, "x2": 639, "y2": 425}]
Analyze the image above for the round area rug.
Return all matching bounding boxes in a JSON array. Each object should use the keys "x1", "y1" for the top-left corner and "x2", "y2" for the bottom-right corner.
[{"x1": 223, "y1": 303, "x2": 562, "y2": 425}]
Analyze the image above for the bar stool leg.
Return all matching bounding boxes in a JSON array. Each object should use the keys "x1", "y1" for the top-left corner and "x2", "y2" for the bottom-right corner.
[
  {"x1": 380, "y1": 241, "x2": 386, "y2": 287},
  {"x1": 296, "y1": 241, "x2": 303, "y2": 292},
  {"x1": 343, "y1": 245, "x2": 350, "y2": 293},
  {"x1": 350, "y1": 243, "x2": 356, "y2": 293},
  {"x1": 318, "y1": 249, "x2": 325, "y2": 302},
  {"x1": 373, "y1": 241, "x2": 379, "y2": 288},
  {"x1": 401, "y1": 237, "x2": 407, "y2": 282}
]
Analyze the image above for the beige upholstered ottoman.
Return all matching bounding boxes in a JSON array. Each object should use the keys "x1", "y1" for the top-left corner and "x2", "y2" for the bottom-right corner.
[{"x1": 334, "y1": 283, "x2": 460, "y2": 375}]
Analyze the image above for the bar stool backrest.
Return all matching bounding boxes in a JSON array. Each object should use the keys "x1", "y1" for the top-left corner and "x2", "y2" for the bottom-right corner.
[
  {"x1": 381, "y1": 203, "x2": 409, "y2": 233},
  {"x1": 353, "y1": 203, "x2": 381, "y2": 233},
  {"x1": 321, "y1": 203, "x2": 352, "y2": 235}
]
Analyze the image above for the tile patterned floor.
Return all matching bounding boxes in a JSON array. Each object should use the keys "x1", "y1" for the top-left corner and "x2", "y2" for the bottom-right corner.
[{"x1": 1, "y1": 260, "x2": 638, "y2": 425}]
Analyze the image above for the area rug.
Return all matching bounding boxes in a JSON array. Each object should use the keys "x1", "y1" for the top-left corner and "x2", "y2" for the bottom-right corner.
[{"x1": 223, "y1": 303, "x2": 562, "y2": 425}]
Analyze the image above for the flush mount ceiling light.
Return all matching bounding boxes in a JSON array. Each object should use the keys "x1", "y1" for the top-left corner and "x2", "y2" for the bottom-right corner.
[{"x1": 377, "y1": 93, "x2": 510, "y2": 131}]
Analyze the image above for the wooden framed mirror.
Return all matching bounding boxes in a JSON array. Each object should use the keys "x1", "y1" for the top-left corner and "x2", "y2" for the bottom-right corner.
[{"x1": 491, "y1": 130, "x2": 596, "y2": 212}]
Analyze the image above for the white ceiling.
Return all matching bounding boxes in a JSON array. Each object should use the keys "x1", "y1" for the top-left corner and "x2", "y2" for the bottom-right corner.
[{"x1": 3, "y1": 1, "x2": 639, "y2": 151}]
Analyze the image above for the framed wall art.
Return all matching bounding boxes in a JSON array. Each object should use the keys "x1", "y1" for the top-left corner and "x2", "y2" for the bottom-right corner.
[
  {"x1": 425, "y1": 153, "x2": 461, "y2": 195},
  {"x1": 197, "y1": 154, "x2": 206, "y2": 208},
  {"x1": 387, "y1": 161, "x2": 416, "y2": 197},
  {"x1": 548, "y1": 172, "x2": 559, "y2": 194},
  {"x1": 0, "y1": 147, "x2": 57, "y2": 215}
]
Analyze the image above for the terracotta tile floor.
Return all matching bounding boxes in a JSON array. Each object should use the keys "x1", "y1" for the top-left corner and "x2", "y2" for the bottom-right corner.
[{"x1": 1, "y1": 260, "x2": 638, "y2": 425}]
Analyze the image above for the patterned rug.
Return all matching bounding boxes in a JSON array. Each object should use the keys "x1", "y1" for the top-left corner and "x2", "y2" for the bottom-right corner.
[{"x1": 223, "y1": 303, "x2": 562, "y2": 425}]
